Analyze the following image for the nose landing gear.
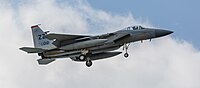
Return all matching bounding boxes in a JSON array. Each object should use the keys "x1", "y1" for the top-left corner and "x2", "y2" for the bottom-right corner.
[
  {"x1": 123, "y1": 43, "x2": 130, "y2": 58},
  {"x1": 124, "y1": 53, "x2": 129, "y2": 58}
]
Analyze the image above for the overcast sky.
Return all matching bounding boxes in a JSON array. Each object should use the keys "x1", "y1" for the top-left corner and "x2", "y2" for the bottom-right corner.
[{"x1": 0, "y1": 0, "x2": 200, "y2": 88}]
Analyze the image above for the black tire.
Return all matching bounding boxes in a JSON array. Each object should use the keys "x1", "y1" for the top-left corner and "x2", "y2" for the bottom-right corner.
[
  {"x1": 38, "y1": 53, "x2": 42, "y2": 56},
  {"x1": 124, "y1": 53, "x2": 129, "y2": 58},
  {"x1": 86, "y1": 60, "x2": 92, "y2": 67},
  {"x1": 79, "y1": 54, "x2": 86, "y2": 61},
  {"x1": 38, "y1": 53, "x2": 45, "y2": 59}
]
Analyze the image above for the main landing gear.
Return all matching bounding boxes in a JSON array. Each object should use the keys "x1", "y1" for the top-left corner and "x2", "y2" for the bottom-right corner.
[
  {"x1": 78, "y1": 49, "x2": 93, "y2": 67},
  {"x1": 123, "y1": 43, "x2": 130, "y2": 58},
  {"x1": 79, "y1": 54, "x2": 86, "y2": 61},
  {"x1": 85, "y1": 59, "x2": 92, "y2": 67},
  {"x1": 38, "y1": 53, "x2": 45, "y2": 59}
]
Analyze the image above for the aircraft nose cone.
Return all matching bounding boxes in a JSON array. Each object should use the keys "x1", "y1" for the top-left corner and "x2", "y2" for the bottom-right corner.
[{"x1": 155, "y1": 29, "x2": 173, "y2": 37}]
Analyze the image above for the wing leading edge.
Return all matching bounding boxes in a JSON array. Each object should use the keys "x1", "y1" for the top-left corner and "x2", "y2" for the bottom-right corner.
[{"x1": 45, "y1": 33, "x2": 90, "y2": 41}]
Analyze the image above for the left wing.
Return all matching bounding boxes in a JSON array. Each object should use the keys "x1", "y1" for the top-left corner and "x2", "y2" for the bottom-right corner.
[
  {"x1": 45, "y1": 33, "x2": 90, "y2": 47},
  {"x1": 70, "y1": 51, "x2": 122, "y2": 61},
  {"x1": 45, "y1": 33, "x2": 90, "y2": 41}
]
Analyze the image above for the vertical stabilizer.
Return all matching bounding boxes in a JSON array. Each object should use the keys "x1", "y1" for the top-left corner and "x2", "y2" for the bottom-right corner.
[{"x1": 31, "y1": 25, "x2": 55, "y2": 49}]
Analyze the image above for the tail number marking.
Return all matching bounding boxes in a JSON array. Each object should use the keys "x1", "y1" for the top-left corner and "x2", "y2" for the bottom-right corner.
[
  {"x1": 40, "y1": 41, "x2": 49, "y2": 46},
  {"x1": 38, "y1": 34, "x2": 49, "y2": 46},
  {"x1": 38, "y1": 34, "x2": 45, "y2": 40}
]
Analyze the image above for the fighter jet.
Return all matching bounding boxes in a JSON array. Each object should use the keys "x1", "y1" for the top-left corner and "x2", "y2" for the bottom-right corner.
[{"x1": 20, "y1": 25, "x2": 173, "y2": 67}]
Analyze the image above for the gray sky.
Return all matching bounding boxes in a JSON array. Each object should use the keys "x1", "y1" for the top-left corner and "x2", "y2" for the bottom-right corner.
[{"x1": 0, "y1": 0, "x2": 200, "y2": 88}]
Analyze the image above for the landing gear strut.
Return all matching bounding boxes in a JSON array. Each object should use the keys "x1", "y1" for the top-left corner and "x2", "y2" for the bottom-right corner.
[
  {"x1": 78, "y1": 49, "x2": 89, "y2": 61},
  {"x1": 78, "y1": 49, "x2": 93, "y2": 67},
  {"x1": 123, "y1": 43, "x2": 130, "y2": 58}
]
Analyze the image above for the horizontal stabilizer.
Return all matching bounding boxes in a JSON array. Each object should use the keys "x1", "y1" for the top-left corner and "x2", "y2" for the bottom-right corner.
[
  {"x1": 19, "y1": 47, "x2": 46, "y2": 53},
  {"x1": 37, "y1": 59, "x2": 55, "y2": 65}
]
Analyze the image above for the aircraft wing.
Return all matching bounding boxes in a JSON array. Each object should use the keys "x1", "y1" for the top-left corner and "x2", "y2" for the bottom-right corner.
[
  {"x1": 69, "y1": 51, "x2": 122, "y2": 61},
  {"x1": 45, "y1": 33, "x2": 90, "y2": 41}
]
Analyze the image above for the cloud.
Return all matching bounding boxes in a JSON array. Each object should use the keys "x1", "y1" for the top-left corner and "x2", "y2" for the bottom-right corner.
[{"x1": 0, "y1": 0, "x2": 200, "y2": 88}]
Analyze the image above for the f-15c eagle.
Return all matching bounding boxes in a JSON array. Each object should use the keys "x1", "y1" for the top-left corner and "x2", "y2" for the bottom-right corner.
[{"x1": 20, "y1": 25, "x2": 173, "y2": 67}]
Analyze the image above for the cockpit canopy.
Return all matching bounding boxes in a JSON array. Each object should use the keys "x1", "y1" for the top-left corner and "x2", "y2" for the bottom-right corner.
[{"x1": 126, "y1": 25, "x2": 145, "y2": 30}]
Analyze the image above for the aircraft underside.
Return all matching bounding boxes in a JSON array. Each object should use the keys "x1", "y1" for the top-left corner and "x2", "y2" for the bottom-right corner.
[
  {"x1": 39, "y1": 44, "x2": 123, "y2": 67},
  {"x1": 20, "y1": 25, "x2": 173, "y2": 67}
]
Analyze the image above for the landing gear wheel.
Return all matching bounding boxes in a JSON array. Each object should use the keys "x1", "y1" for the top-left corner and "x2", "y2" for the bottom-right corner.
[
  {"x1": 38, "y1": 53, "x2": 45, "y2": 59},
  {"x1": 124, "y1": 53, "x2": 129, "y2": 58},
  {"x1": 123, "y1": 43, "x2": 130, "y2": 58},
  {"x1": 86, "y1": 60, "x2": 92, "y2": 67},
  {"x1": 79, "y1": 54, "x2": 86, "y2": 61}
]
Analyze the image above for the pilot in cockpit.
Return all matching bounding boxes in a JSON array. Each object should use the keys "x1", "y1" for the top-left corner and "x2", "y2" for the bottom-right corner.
[{"x1": 129, "y1": 25, "x2": 144, "y2": 30}]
